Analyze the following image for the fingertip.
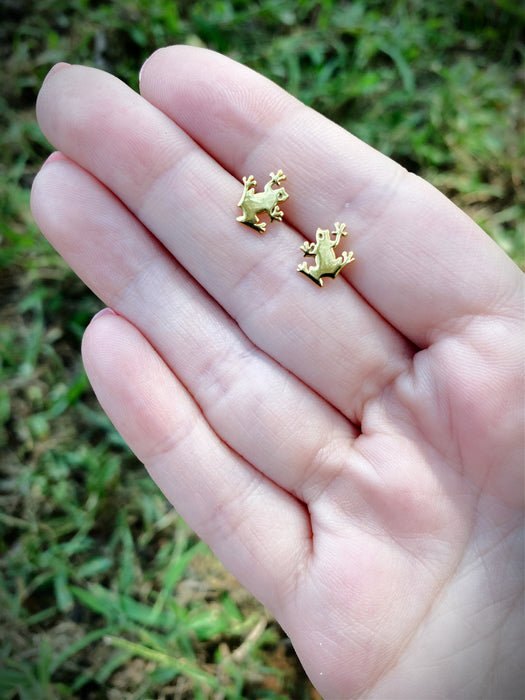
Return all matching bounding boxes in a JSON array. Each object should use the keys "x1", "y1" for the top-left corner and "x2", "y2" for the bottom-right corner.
[
  {"x1": 138, "y1": 45, "x2": 218, "y2": 88},
  {"x1": 41, "y1": 151, "x2": 69, "y2": 167},
  {"x1": 42, "y1": 61, "x2": 71, "y2": 87},
  {"x1": 81, "y1": 307, "x2": 122, "y2": 376},
  {"x1": 30, "y1": 151, "x2": 73, "y2": 229},
  {"x1": 139, "y1": 47, "x2": 179, "y2": 85},
  {"x1": 83, "y1": 307, "x2": 118, "y2": 349},
  {"x1": 139, "y1": 46, "x2": 179, "y2": 87},
  {"x1": 91, "y1": 307, "x2": 118, "y2": 323},
  {"x1": 37, "y1": 63, "x2": 72, "y2": 126},
  {"x1": 138, "y1": 50, "x2": 159, "y2": 85}
]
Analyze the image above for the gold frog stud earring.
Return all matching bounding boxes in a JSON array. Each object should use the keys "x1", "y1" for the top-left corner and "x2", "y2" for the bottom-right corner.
[
  {"x1": 298, "y1": 222, "x2": 355, "y2": 286},
  {"x1": 237, "y1": 170, "x2": 288, "y2": 233}
]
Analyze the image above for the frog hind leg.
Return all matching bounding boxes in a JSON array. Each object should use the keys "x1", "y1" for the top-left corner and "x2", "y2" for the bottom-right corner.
[{"x1": 297, "y1": 264, "x2": 324, "y2": 286}]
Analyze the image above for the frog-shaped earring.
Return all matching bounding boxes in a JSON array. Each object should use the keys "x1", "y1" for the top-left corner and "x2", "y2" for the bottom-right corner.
[
  {"x1": 298, "y1": 222, "x2": 355, "y2": 286},
  {"x1": 236, "y1": 170, "x2": 288, "y2": 233}
]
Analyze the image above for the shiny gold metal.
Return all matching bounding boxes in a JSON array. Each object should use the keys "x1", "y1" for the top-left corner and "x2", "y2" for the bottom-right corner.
[
  {"x1": 298, "y1": 222, "x2": 355, "y2": 286},
  {"x1": 237, "y1": 170, "x2": 288, "y2": 233}
]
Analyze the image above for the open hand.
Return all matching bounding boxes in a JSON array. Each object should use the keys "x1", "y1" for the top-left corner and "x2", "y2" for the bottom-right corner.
[{"x1": 31, "y1": 47, "x2": 524, "y2": 699}]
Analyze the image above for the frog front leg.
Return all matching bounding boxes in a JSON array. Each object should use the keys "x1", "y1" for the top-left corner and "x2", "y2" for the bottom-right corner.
[{"x1": 269, "y1": 204, "x2": 284, "y2": 222}]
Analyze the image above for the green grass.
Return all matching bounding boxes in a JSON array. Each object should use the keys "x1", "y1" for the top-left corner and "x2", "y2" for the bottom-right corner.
[{"x1": 1, "y1": 0, "x2": 524, "y2": 697}]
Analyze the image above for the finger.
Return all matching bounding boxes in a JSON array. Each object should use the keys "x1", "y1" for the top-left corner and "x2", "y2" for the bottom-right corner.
[
  {"x1": 140, "y1": 46, "x2": 524, "y2": 346},
  {"x1": 82, "y1": 309, "x2": 311, "y2": 611},
  {"x1": 30, "y1": 155, "x2": 356, "y2": 500},
  {"x1": 35, "y1": 63, "x2": 413, "y2": 424}
]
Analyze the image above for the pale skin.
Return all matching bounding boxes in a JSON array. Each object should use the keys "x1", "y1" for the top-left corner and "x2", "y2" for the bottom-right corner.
[{"x1": 30, "y1": 47, "x2": 523, "y2": 699}]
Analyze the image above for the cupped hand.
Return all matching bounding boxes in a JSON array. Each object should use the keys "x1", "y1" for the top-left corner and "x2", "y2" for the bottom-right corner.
[{"x1": 31, "y1": 47, "x2": 524, "y2": 699}]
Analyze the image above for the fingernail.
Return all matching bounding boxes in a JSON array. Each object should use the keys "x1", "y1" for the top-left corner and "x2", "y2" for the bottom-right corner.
[
  {"x1": 139, "y1": 50, "x2": 160, "y2": 84},
  {"x1": 42, "y1": 151, "x2": 68, "y2": 167},
  {"x1": 138, "y1": 56, "x2": 151, "y2": 85},
  {"x1": 42, "y1": 62, "x2": 71, "y2": 86},
  {"x1": 92, "y1": 307, "x2": 118, "y2": 322}
]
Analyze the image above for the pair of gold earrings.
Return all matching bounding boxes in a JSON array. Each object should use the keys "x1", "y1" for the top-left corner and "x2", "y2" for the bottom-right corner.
[{"x1": 236, "y1": 170, "x2": 355, "y2": 287}]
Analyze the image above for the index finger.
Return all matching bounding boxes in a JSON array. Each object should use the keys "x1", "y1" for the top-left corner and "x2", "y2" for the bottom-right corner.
[{"x1": 140, "y1": 46, "x2": 523, "y2": 346}]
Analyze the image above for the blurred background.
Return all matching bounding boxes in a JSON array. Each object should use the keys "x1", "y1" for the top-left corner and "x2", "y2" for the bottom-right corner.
[{"x1": 1, "y1": 1, "x2": 523, "y2": 697}]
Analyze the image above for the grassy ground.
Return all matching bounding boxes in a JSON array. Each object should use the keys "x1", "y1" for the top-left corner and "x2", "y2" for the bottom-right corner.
[{"x1": 1, "y1": 1, "x2": 523, "y2": 698}]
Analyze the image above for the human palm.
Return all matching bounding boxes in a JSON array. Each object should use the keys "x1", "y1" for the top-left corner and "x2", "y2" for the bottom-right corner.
[{"x1": 31, "y1": 47, "x2": 523, "y2": 699}]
